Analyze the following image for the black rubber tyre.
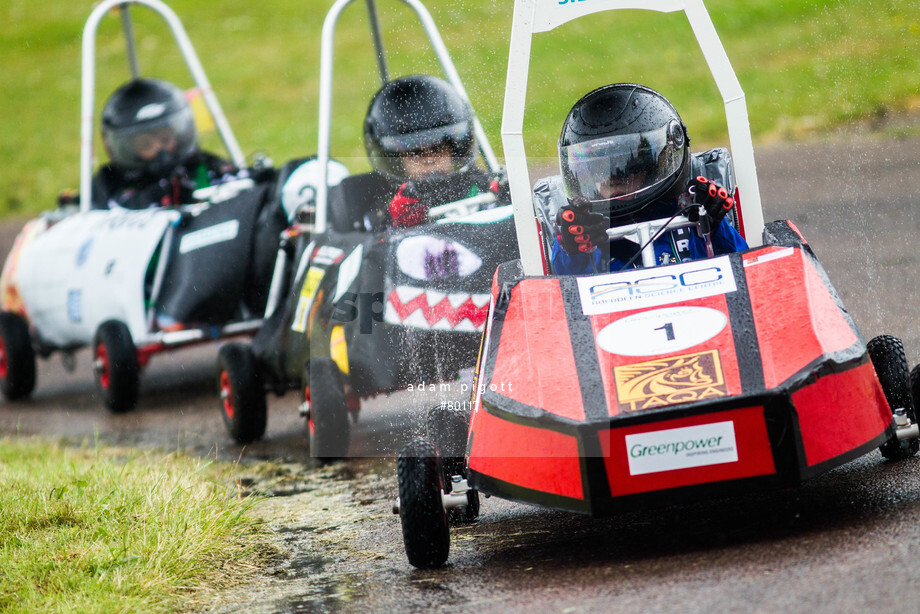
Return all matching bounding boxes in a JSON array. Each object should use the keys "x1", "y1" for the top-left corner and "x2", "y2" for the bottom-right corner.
[
  {"x1": 868, "y1": 335, "x2": 919, "y2": 460},
  {"x1": 910, "y1": 364, "x2": 920, "y2": 412},
  {"x1": 93, "y1": 320, "x2": 140, "y2": 413},
  {"x1": 217, "y1": 343, "x2": 267, "y2": 444},
  {"x1": 397, "y1": 439, "x2": 450, "y2": 569},
  {"x1": 0, "y1": 311, "x2": 36, "y2": 401},
  {"x1": 426, "y1": 404, "x2": 479, "y2": 524},
  {"x1": 306, "y1": 357, "x2": 350, "y2": 461}
]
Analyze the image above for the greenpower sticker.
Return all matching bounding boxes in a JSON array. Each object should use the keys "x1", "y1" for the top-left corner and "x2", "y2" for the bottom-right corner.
[{"x1": 625, "y1": 421, "x2": 738, "y2": 476}]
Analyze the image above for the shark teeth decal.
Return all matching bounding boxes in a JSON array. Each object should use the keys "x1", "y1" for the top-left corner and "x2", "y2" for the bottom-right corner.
[{"x1": 385, "y1": 286, "x2": 490, "y2": 331}]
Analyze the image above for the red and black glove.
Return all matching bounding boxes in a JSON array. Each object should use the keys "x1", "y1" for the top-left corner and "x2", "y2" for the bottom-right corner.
[
  {"x1": 689, "y1": 176, "x2": 735, "y2": 226},
  {"x1": 488, "y1": 174, "x2": 511, "y2": 202},
  {"x1": 389, "y1": 182, "x2": 427, "y2": 227},
  {"x1": 556, "y1": 199, "x2": 608, "y2": 255}
]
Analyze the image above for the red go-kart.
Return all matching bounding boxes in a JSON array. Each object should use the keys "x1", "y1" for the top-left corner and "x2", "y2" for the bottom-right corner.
[{"x1": 393, "y1": 0, "x2": 920, "y2": 568}]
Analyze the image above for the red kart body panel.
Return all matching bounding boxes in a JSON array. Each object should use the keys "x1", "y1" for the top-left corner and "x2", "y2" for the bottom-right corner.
[{"x1": 467, "y1": 241, "x2": 893, "y2": 515}]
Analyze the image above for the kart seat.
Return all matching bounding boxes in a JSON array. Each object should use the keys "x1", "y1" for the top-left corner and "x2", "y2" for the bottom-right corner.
[
  {"x1": 274, "y1": 156, "x2": 351, "y2": 225},
  {"x1": 272, "y1": 155, "x2": 316, "y2": 217},
  {"x1": 327, "y1": 171, "x2": 396, "y2": 233}
]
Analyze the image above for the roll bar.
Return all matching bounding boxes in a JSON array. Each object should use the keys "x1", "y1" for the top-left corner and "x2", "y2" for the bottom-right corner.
[
  {"x1": 314, "y1": 0, "x2": 501, "y2": 234},
  {"x1": 501, "y1": 0, "x2": 765, "y2": 276},
  {"x1": 80, "y1": 0, "x2": 246, "y2": 211}
]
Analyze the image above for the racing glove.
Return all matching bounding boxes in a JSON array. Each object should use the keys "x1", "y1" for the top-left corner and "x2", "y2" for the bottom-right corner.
[
  {"x1": 556, "y1": 198, "x2": 608, "y2": 255},
  {"x1": 488, "y1": 174, "x2": 511, "y2": 203},
  {"x1": 389, "y1": 182, "x2": 428, "y2": 228},
  {"x1": 688, "y1": 176, "x2": 735, "y2": 227}
]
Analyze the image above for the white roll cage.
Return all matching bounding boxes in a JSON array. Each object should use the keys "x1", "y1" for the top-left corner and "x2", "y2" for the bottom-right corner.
[
  {"x1": 500, "y1": 0, "x2": 765, "y2": 276},
  {"x1": 313, "y1": 0, "x2": 502, "y2": 234},
  {"x1": 79, "y1": 0, "x2": 246, "y2": 212}
]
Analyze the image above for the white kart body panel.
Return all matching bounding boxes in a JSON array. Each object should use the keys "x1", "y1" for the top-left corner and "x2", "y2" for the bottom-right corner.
[{"x1": 13, "y1": 209, "x2": 176, "y2": 347}]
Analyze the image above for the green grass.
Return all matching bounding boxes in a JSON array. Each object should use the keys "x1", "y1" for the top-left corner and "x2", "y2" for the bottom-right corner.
[
  {"x1": 0, "y1": 438, "x2": 269, "y2": 613},
  {"x1": 1, "y1": 0, "x2": 918, "y2": 216}
]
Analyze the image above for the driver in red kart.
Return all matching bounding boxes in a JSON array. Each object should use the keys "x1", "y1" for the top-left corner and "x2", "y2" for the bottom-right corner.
[
  {"x1": 363, "y1": 75, "x2": 505, "y2": 227},
  {"x1": 552, "y1": 83, "x2": 747, "y2": 274},
  {"x1": 91, "y1": 78, "x2": 236, "y2": 209}
]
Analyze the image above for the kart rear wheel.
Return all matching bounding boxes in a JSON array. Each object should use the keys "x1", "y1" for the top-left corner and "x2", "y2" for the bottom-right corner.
[
  {"x1": 306, "y1": 357, "x2": 350, "y2": 461},
  {"x1": 397, "y1": 439, "x2": 450, "y2": 569},
  {"x1": 427, "y1": 404, "x2": 479, "y2": 524},
  {"x1": 217, "y1": 343, "x2": 267, "y2": 444},
  {"x1": 868, "y1": 335, "x2": 919, "y2": 460},
  {"x1": 93, "y1": 320, "x2": 139, "y2": 413},
  {"x1": 0, "y1": 311, "x2": 36, "y2": 400}
]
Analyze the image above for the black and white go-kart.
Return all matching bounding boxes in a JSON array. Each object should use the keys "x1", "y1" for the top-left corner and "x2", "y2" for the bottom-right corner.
[
  {"x1": 214, "y1": 0, "x2": 519, "y2": 460},
  {"x1": 0, "y1": 0, "x2": 291, "y2": 412}
]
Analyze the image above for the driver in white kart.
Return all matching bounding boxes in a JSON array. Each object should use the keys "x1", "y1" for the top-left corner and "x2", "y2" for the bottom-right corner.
[
  {"x1": 552, "y1": 83, "x2": 747, "y2": 274},
  {"x1": 91, "y1": 78, "x2": 237, "y2": 209},
  {"x1": 363, "y1": 75, "x2": 506, "y2": 227}
]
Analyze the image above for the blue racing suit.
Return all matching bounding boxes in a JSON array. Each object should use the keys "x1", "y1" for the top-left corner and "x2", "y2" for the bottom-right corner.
[{"x1": 551, "y1": 201, "x2": 748, "y2": 275}]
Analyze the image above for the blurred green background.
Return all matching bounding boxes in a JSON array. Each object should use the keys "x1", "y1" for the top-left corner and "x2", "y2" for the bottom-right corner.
[{"x1": 1, "y1": 0, "x2": 918, "y2": 217}]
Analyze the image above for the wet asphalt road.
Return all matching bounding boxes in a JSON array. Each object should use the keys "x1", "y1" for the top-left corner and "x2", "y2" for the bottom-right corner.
[{"x1": 3, "y1": 136, "x2": 920, "y2": 613}]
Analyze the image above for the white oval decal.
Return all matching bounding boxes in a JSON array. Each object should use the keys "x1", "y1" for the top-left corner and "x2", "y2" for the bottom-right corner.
[
  {"x1": 395, "y1": 236, "x2": 482, "y2": 281},
  {"x1": 596, "y1": 306, "x2": 727, "y2": 356}
]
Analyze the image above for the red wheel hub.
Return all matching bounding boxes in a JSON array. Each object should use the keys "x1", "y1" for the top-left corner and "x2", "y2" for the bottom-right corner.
[
  {"x1": 305, "y1": 385, "x2": 314, "y2": 437},
  {"x1": 220, "y1": 371, "x2": 234, "y2": 420},
  {"x1": 0, "y1": 337, "x2": 8, "y2": 380},
  {"x1": 96, "y1": 343, "x2": 110, "y2": 390}
]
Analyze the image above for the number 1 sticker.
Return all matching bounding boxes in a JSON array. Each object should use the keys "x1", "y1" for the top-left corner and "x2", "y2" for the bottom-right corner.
[
  {"x1": 596, "y1": 306, "x2": 728, "y2": 357},
  {"x1": 654, "y1": 322, "x2": 676, "y2": 341}
]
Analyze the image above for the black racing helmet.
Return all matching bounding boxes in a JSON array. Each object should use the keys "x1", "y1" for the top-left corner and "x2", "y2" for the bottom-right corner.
[
  {"x1": 558, "y1": 83, "x2": 690, "y2": 218},
  {"x1": 101, "y1": 78, "x2": 198, "y2": 175},
  {"x1": 364, "y1": 75, "x2": 476, "y2": 182}
]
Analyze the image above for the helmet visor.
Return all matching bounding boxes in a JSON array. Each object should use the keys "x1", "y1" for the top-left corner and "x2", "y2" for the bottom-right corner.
[
  {"x1": 560, "y1": 120, "x2": 685, "y2": 204},
  {"x1": 378, "y1": 120, "x2": 471, "y2": 154},
  {"x1": 105, "y1": 106, "x2": 197, "y2": 172}
]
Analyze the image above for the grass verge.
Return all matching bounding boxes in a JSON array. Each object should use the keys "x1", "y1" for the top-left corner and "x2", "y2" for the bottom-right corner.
[
  {"x1": 1, "y1": 0, "x2": 918, "y2": 216},
  {"x1": 0, "y1": 437, "x2": 273, "y2": 614}
]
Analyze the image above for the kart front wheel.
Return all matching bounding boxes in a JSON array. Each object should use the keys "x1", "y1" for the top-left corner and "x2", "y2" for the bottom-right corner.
[
  {"x1": 0, "y1": 311, "x2": 36, "y2": 401},
  {"x1": 305, "y1": 357, "x2": 350, "y2": 462},
  {"x1": 93, "y1": 320, "x2": 139, "y2": 413},
  {"x1": 427, "y1": 404, "x2": 479, "y2": 524},
  {"x1": 868, "y1": 335, "x2": 919, "y2": 460},
  {"x1": 397, "y1": 439, "x2": 450, "y2": 569},
  {"x1": 217, "y1": 343, "x2": 267, "y2": 444}
]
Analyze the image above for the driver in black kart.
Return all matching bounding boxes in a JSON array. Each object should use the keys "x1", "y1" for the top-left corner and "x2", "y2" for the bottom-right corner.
[
  {"x1": 551, "y1": 83, "x2": 747, "y2": 274},
  {"x1": 363, "y1": 75, "x2": 506, "y2": 227},
  {"x1": 91, "y1": 78, "x2": 237, "y2": 209}
]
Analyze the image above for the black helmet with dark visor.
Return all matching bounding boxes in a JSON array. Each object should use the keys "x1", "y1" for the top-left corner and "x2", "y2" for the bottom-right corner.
[
  {"x1": 101, "y1": 78, "x2": 197, "y2": 175},
  {"x1": 559, "y1": 83, "x2": 690, "y2": 218},
  {"x1": 364, "y1": 75, "x2": 476, "y2": 182}
]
